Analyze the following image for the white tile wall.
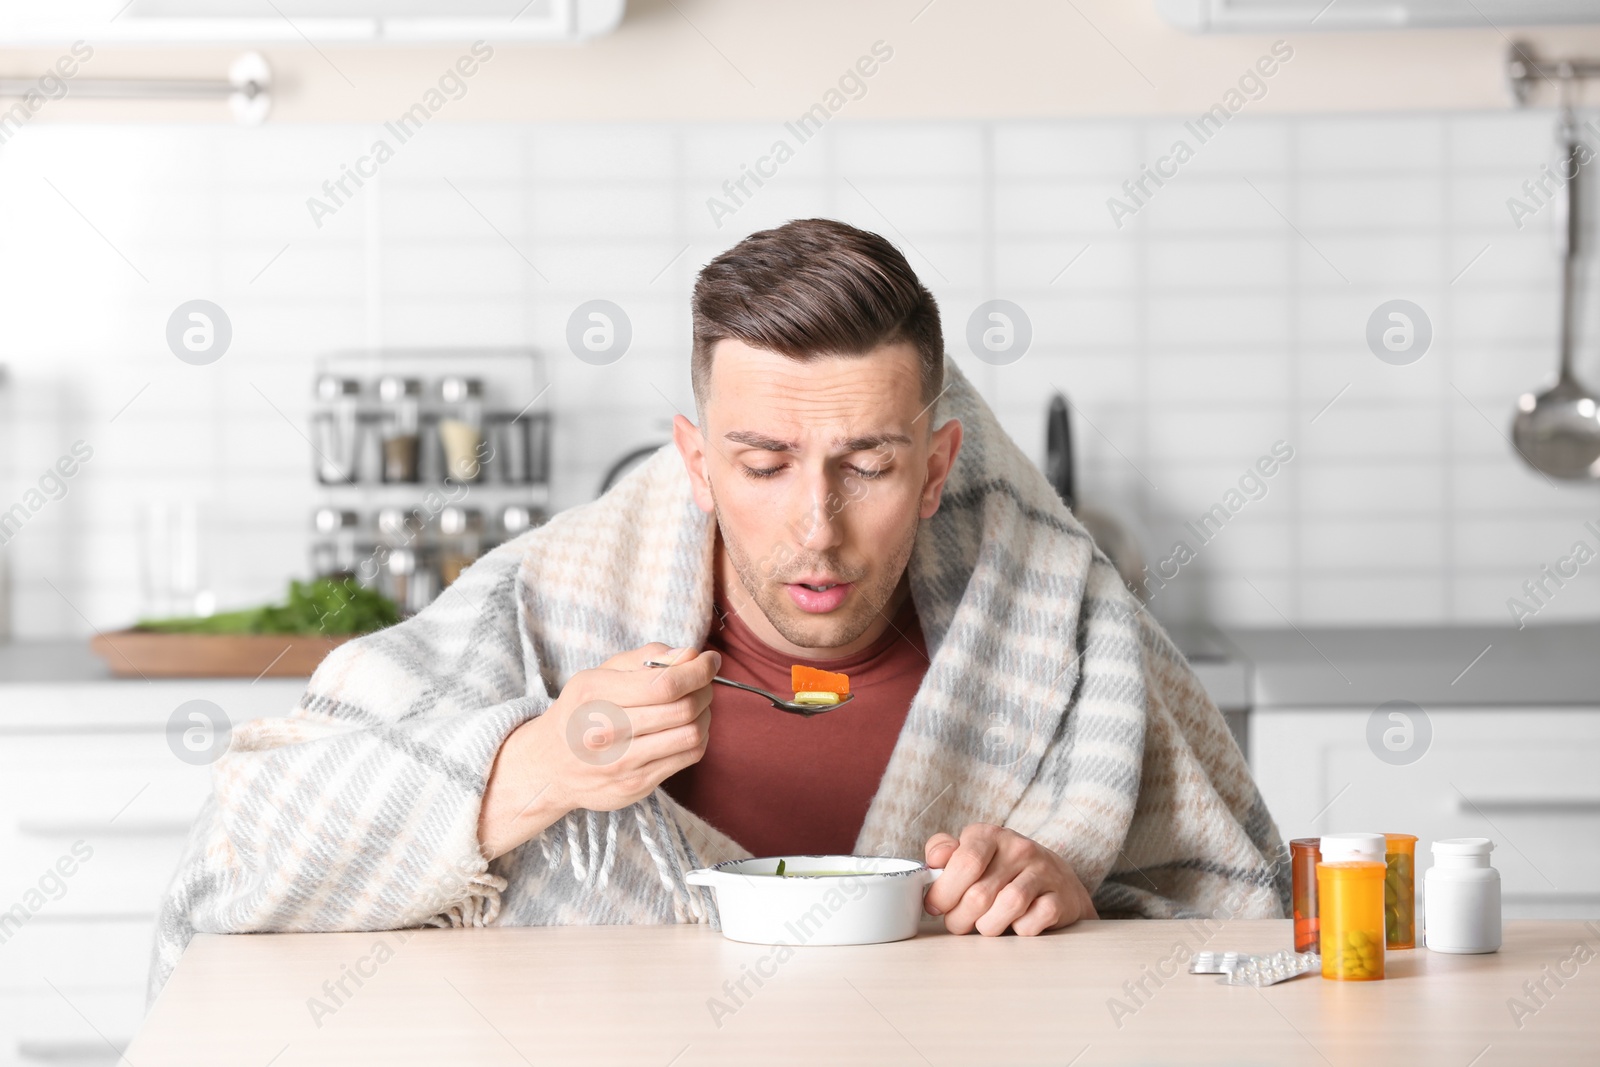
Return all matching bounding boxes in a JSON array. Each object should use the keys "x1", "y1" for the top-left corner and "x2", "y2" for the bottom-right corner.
[{"x1": 2, "y1": 111, "x2": 1599, "y2": 637}]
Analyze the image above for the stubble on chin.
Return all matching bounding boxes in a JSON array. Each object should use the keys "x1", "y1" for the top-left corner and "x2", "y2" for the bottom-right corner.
[{"x1": 713, "y1": 502, "x2": 916, "y2": 651}]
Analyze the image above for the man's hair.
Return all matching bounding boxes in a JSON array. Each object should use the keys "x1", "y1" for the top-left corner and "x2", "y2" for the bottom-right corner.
[{"x1": 690, "y1": 218, "x2": 943, "y2": 417}]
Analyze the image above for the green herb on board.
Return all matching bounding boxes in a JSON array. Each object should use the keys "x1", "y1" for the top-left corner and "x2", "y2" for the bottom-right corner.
[
  {"x1": 135, "y1": 578, "x2": 400, "y2": 637},
  {"x1": 775, "y1": 859, "x2": 787, "y2": 877}
]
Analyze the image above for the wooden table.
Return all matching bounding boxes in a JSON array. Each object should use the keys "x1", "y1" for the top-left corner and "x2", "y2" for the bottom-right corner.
[{"x1": 127, "y1": 919, "x2": 1600, "y2": 1065}]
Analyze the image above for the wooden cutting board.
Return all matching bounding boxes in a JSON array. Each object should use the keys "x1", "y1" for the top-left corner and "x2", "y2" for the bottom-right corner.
[{"x1": 90, "y1": 630, "x2": 355, "y2": 678}]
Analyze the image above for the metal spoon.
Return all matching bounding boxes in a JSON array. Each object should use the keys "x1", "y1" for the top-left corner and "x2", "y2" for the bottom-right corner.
[
  {"x1": 642, "y1": 659, "x2": 853, "y2": 717},
  {"x1": 1512, "y1": 97, "x2": 1600, "y2": 480}
]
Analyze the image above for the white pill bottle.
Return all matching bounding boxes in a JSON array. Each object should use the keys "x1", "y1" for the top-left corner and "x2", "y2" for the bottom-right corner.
[{"x1": 1423, "y1": 837, "x2": 1501, "y2": 954}]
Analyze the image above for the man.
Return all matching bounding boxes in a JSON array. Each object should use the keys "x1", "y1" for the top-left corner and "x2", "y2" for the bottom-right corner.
[{"x1": 150, "y1": 219, "x2": 1287, "y2": 1000}]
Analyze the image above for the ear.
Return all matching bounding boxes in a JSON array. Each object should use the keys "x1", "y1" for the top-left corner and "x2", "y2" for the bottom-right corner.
[
  {"x1": 918, "y1": 417, "x2": 964, "y2": 519},
  {"x1": 673, "y1": 413, "x2": 716, "y2": 514}
]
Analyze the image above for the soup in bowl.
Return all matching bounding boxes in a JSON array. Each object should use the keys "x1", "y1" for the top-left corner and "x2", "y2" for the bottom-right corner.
[{"x1": 684, "y1": 854, "x2": 944, "y2": 946}]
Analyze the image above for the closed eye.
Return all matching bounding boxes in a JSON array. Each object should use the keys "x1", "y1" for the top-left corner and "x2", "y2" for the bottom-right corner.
[{"x1": 738, "y1": 462, "x2": 891, "y2": 480}]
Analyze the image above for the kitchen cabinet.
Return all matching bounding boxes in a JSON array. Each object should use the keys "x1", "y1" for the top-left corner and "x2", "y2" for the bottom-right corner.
[
  {"x1": 1251, "y1": 706, "x2": 1600, "y2": 921},
  {"x1": 0, "y1": 676, "x2": 305, "y2": 1067}
]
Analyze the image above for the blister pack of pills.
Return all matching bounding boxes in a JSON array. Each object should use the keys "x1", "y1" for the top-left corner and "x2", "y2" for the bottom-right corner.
[
  {"x1": 1188, "y1": 951, "x2": 1241, "y2": 974},
  {"x1": 1189, "y1": 949, "x2": 1320, "y2": 986}
]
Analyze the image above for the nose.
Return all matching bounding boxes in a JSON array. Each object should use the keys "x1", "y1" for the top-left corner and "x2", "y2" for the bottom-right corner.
[{"x1": 788, "y1": 467, "x2": 844, "y2": 552}]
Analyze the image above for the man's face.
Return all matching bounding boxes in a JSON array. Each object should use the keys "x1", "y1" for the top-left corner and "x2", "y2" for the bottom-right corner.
[{"x1": 673, "y1": 338, "x2": 963, "y2": 651}]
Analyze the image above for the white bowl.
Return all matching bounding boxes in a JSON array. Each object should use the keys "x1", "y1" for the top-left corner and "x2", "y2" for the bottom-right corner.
[{"x1": 685, "y1": 854, "x2": 944, "y2": 946}]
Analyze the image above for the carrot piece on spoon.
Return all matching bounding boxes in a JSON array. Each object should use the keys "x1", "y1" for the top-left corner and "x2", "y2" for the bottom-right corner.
[{"x1": 791, "y1": 665, "x2": 849, "y2": 705}]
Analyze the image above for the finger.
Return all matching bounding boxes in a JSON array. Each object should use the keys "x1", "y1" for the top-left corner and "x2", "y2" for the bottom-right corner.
[
  {"x1": 923, "y1": 825, "x2": 1000, "y2": 917},
  {"x1": 617, "y1": 683, "x2": 714, "y2": 739},
  {"x1": 563, "y1": 699, "x2": 633, "y2": 755},
  {"x1": 627, "y1": 721, "x2": 712, "y2": 788},
  {"x1": 942, "y1": 860, "x2": 1025, "y2": 935},
  {"x1": 616, "y1": 648, "x2": 721, "y2": 705},
  {"x1": 1010, "y1": 891, "x2": 1064, "y2": 936},
  {"x1": 925, "y1": 832, "x2": 959, "y2": 867},
  {"x1": 621, "y1": 705, "x2": 711, "y2": 766},
  {"x1": 561, "y1": 697, "x2": 707, "y2": 774},
  {"x1": 972, "y1": 869, "x2": 1045, "y2": 937}
]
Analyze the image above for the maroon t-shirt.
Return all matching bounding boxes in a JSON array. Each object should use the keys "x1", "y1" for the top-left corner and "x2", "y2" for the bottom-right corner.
[{"x1": 660, "y1": 584, "x2": 929, "y2": 857}]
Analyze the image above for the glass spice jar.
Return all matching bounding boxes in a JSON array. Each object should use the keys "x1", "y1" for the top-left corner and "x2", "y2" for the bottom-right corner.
[
  {"x1": 437, "y1": 376, "x2": 484, "y2": 484},
  {"x1": 437, "y1": 506, "x2": 483, "y2": 587},
  {"x1": 378, "y1": 376, "x2": 421, "y2": 484}
]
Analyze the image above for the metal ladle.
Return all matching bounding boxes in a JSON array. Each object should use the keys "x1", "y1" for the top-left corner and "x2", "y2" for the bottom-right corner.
[
  {"x1": 642, "y1": 659, "x2": 854, "y2": 717},
  {"x1": 1512, "y1": 86, "x2": 1600, "y2": 480}
]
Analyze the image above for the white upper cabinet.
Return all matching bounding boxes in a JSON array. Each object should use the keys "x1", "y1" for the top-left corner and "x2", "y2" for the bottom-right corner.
[
  {"x1": 1157, "y1": 0, "x2": 1600, "y2": 32},
  {"x1": 0, "y1": 0, "x2": 627, "y2": 44}
]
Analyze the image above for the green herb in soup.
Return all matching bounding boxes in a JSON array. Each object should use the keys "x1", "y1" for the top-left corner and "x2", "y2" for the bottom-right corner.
[{"x1": 767, "y1": 860, "x2": 868, "y2": 877}]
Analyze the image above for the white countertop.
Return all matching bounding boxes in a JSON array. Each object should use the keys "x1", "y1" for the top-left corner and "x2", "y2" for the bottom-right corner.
[
  {"x1": 128, "y1": 920, "x2": 1600, "y2": 1066},
  {"x1": 1225, "y1": 622, "x2": 1600, "y2": 708}
]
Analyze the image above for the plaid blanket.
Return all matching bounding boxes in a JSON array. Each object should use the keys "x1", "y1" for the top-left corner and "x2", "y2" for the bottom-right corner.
[{"x1": 148, "y1": 356, "x2": 1288, "y2": 1002}]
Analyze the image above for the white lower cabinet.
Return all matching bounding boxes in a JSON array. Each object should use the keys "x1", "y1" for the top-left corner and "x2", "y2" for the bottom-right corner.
[
  {"x1": 0, "y1": 680, "x2": 305, "y2": 1066},
  {"x1": 0, "y1": 991, "x2": 148, "y2": 1067},
  {"x1": 1251, "y1": 706, "x2": 1600, "y2": 921}
]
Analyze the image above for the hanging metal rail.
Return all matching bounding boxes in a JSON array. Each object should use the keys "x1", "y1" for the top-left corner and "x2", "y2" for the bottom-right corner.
[{"x1": 0, "y1": 52, "x2": 270, "y2": 123}]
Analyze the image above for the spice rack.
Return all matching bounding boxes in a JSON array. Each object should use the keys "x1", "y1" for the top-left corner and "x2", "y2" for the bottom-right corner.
[{"x1": 307, "y1": 349, "x2": 551, "y2": 616}]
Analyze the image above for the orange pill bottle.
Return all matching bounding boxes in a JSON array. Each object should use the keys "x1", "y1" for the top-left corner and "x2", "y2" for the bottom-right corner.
[
  {"x1": 1384, "y1": 832, "x2": 1418, "y2": 950},
  {"x1": 1290, "y1": 838, "x2": 1321, "y2": 954},
  {"x1": 1316, "y1": 832, "x2": 1387, "y2": 981}
]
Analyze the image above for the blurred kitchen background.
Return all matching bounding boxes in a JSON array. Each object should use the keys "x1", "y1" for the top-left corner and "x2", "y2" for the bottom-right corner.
[
  {"x1": 3, "y1": 1, "x2": 1600, "y2": 1061},
  {"x1": 6, "y1": 109, "x2": 1600, "y2": 627},
  {"x1": 4, "y1": 11, "x2": 1600, "y2": 632}
]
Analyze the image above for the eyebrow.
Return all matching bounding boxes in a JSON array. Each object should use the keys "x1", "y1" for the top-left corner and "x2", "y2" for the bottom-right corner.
[{"x1": 722, "y1": 429, "x2": 913, "y2": 453}]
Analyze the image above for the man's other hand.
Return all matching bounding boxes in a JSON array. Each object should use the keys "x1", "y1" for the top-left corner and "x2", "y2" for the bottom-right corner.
[{"x1": 922, "y1": 823, "x2": 1097, "y2": 936}]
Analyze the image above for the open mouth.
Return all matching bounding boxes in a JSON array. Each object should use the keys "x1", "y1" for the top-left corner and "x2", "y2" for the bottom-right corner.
[{"x1": 785, "y1": 580, "x2": 853, "y2": 614}]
